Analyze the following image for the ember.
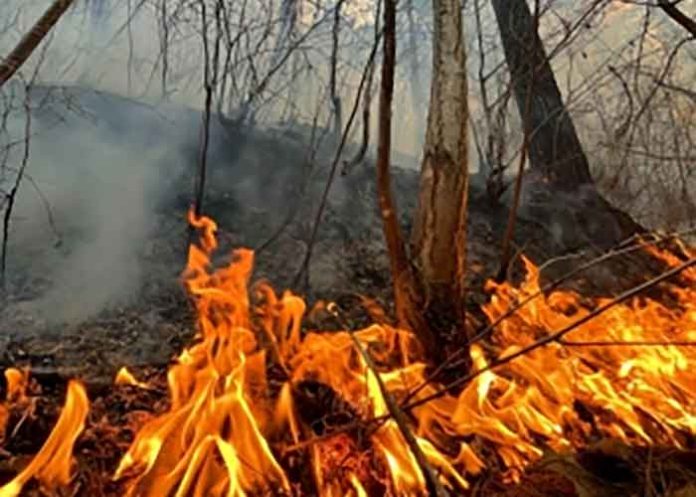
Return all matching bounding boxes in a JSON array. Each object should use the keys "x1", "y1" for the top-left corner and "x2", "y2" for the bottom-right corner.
[{"x1": 1, "y1": 212, "x2": 694, "y2": 496}]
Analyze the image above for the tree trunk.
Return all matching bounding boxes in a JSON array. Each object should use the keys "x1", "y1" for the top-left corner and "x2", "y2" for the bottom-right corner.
[
  {"x1": 491, "y1": 0, "x2": 593, "y2": 189},
  {"x1": 410, "y1": 0, "x2": 470, "y2": 359},
  {"x1": 0, "y1": 0, "x2": 76, "y2": 89},
  {"x1": 376, "y1": 0, "x2": 437, "y2": 360},
  {"x1": 491, "y1": 0, "x2": 644, "y2": 246}
]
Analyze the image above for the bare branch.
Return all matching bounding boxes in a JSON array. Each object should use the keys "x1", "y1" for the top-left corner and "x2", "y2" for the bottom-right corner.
[{"x1": 0, "y1": 0, "x2": 76, "y2": 88}]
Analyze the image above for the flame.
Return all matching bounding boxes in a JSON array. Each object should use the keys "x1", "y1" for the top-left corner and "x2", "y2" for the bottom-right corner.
[
  {"x1": 115, "y1": 367, "x2": 150, "y2": 389},
  {"x1": 3, "y1": 213, "x2": 695, "y2": 495},
  {"x1": 0, "y1": 380, "x2": 89, "y2": 497},
  {"x1": 116, "y1": 215, "x2": 695, "y2": 493},
  {"x1": 3, "y1": 368, "x2": 28, "y2": 403}
]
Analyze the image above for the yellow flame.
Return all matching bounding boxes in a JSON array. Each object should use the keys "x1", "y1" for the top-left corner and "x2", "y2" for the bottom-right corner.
[
  {"x1": 0, "y1": 380, "x2": 89, "y2": 497},
  {"x1": 115, "y1": 367, "x2": 150, "y2": 389}
]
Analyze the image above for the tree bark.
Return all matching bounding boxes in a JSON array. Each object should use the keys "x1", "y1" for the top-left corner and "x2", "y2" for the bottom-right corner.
[
  {"x1": 491, "y1": 0, "x2": 593, "y2": 189},
  {"x1": 0, "y1": 0, "x2": 76, "y2": 89},
  {"x1": 411, "y1": 0, "x2": 470, "y2": 358}
]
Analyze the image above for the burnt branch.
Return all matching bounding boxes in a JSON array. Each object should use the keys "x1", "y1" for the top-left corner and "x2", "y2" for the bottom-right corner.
[{"x1": 328, "y1": 304, "x2": 448, "y2": 497}]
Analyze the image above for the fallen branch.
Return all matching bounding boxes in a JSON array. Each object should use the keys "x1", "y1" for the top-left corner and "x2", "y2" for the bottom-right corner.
[{"x1": 328, "y1": 304, "x2": 447, "y2": 497}]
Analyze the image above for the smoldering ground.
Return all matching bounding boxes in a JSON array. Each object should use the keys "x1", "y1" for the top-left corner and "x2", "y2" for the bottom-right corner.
[{"x1": 0, "y1": 80, "x2": 406, "y2": 325}]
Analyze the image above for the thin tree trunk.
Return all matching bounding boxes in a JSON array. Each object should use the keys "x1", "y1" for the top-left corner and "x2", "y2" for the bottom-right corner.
[
  {"x1": 375, "y1": 0, "x2": 436, "y2": 360},
  {"x1": 0, "y1": 0, "x2": 76, "y2": 89},
  {"x1": 410, "y1": 0, "x2": 470, "y2": 359},
  {"x1": 491, "y1": 0, "x2": 593, "y2": 189}
]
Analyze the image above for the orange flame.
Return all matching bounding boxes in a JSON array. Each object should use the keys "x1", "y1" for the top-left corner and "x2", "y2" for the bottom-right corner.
[
  {"x1": 115, "y1": 367, "x2": 150, "y2": 389},
  {"x1": 3, "y1": 368, "x2": 29, "y2": 404},
  {"x1": 112, "y1": 213, "x2": 694, "y2": 494},
  {"x1": 4, "y1": 212, "x2": 695, "y2": 495},
  {"x1": 0, "y1": 380, "x2": 89, "y2": 497}
]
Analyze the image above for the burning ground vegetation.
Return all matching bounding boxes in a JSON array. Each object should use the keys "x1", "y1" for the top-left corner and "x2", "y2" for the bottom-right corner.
[{"x1": 0, "y1": 212, "x2": 694, "y2": 497}]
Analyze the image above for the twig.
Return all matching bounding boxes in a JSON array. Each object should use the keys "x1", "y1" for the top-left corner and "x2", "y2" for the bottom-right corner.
[
  {"x1": 341, "y1": 0, "x2": 382, "y2": 176},
  {"x1": 189, "y1": 0, "x2": 221, "y2": 247},
  {"x1": 657, "y1": 0, "x2": 696, "y2": 37},
  {"x1": 558, "y1": 339, "x2": 696, "y2": 347},
  {"x1": 329, "y1": 0, "x2": 346, "y2": 140},
  {"x1": 0, "y1": 166, "x2": 62, "y2": 246},
  {"x1": 255, "y1": 113, "x2": 325, "y2": 255},
  {"x1": 279, "y1": 416, "x2": 387, "y2": 456},
  {"x1": 292, "y1": 28, "x2": 383, "y2": 288},
  {"x1": 328, "y1": 304, "x2": 447, "y2": 497},
  {"x1": 402, "y1": 255, "x2": 696, "y2": 412},
  {"x1": 475, "y1": 232, "x2": 690, "y2": 345},
  {"x1": 1, "y1": 88, "x2": 32, "y2": 289}
]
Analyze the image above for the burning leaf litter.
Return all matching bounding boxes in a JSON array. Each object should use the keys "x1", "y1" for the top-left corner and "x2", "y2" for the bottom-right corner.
[{"x1": 0, "y1": 213, "x2": 694, "y2": 496}]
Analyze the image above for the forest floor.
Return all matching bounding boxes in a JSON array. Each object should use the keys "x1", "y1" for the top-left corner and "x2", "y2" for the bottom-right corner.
[{"x1": 0, "y1": 86, "x2": 694, "y2": 496}]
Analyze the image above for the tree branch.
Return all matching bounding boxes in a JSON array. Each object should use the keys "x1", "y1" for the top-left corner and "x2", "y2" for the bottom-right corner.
[
  {"x1": 0, "y1": 0, "x2": 75, "y2": 88},
  {"x1": 657, "y1": 0, "x2": 696, "y2": 37}
]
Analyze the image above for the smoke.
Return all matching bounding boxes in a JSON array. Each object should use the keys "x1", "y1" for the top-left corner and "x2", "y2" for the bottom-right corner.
[
  {"x1": 2, "y1": 86, "x2": 194, "y2": 324},
  {"x1": 1, "y1": 0, "x2": 685, "y2": 326}
]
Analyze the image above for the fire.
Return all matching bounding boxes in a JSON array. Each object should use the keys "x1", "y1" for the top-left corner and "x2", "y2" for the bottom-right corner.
[
  {"x1": 0, "y1": 380, "x2": 89, "y2": 497},
  {"x1": 115, "y1": 367, "x2": 151, "y2": 390},
  {"x1": 1, "y1": 212, "x2": 694, "y2": 495},
  {"x1": 3, "y1": 369, "x2": 28, "y2": 404}
]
